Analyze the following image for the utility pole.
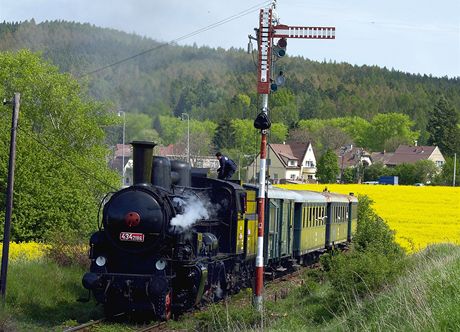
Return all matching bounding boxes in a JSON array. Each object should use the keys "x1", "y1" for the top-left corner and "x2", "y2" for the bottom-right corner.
[
  {"x1": 251, "y1": 2, "x2": 335, "y2": 311},
  {"x1": 118, "y1": 111, "x2": 126, "y2": 187},
  {"x1": 1, "y1": 93, "x2": 20, "y2": 304},
  {"x1": 453, "y1": 153, "x2": 457, "y2": 187},
  {"x1": 181, "y1": 113, "x2": 190, "y2": 164}
]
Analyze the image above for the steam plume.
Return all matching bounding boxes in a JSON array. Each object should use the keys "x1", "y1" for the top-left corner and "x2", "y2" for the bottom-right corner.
[{"x1": 170, "y1": 195, "x2": 211, "y2": 232}]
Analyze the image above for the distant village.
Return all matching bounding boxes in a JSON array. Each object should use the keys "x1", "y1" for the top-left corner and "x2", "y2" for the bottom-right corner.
[{"x1": 111, "y1": 141, "x2": 445, "y2": 187}]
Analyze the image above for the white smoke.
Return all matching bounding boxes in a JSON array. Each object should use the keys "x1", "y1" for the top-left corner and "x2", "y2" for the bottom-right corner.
[{"x1": 170, "y1": 195, "x2": 211, "y2": 232}]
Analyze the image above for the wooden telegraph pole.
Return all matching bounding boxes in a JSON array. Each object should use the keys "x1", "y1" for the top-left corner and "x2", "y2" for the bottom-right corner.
[
  {"x1": 252, "y1": 2, "x2": 335, "y2": 311},
  {"x1": 1, "y1": 93, "x2": 20, "y2": 304}
]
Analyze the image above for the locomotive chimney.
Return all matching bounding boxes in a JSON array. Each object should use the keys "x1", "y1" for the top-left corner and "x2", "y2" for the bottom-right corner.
[{"x1": 131, "y1": 141, "x2": 156, "y2": 185}]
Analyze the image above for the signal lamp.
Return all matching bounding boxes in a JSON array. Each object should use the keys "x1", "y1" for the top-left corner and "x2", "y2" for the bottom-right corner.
[
  {"x1": 275, "y1": 71, "x2": 286, "y2": 86},
  {"x1": 273, "y1": 38, "x2": 287, "y2": 57}
]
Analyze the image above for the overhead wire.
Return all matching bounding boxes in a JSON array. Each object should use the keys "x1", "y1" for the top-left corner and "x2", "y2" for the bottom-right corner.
[{"x1": 78, "y1": 0, "x2": 272, "y2": 78}]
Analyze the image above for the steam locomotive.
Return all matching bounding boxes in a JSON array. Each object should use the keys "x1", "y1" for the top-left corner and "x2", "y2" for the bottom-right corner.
[{"x1": 82, "y1": 141, "x2": 358, "y2": 320}]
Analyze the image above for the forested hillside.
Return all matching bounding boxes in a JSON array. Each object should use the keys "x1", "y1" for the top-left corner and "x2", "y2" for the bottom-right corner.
[{"x1": 1, "y1": 20, "x2": 459, "y2": 155}]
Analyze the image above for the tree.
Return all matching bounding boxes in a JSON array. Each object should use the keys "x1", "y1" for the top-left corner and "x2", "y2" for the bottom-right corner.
[
  {"x1": 434, "y1": 156, "x2": 460, "y2": 186},
  {"x1": 213, "y1": 118, "x2": 235, "y2": 151},
  {"x1": 317, "y1": 126, "x2": 353, "y2": 154},
  {"x1": 427, "y1": 96, "x2": 460, "y2": 157},
  {"x1": 394, "y1": 163, "x2": 417, "y2": 185},
  {"x1": 316, "y1": 149, "x2": 339, "y2": 183},
  {"x1": 126, "y1": 113, "x2": 160, "y2": 143},
  {"x1": 413, "y1": 160, "x2": 437, "y2": 184},
  {"x1": 270, "y1": 123, "x2": 288, "y2": 144},
  {"x1": 364, "y1": 113, "x2": 419, "y2": 151},
  {"x1": 363, "y1": 162, "x2": 388, "y2": 182},
  {"x1": 342, "y1": 167, "x2": 356, "y2": 183},
  {"x1": 269, "y1": 89, "x2": 298, "y2": 127},
  {"x1": 0, "y1": 50, "x2": 119, "y2": 241}
]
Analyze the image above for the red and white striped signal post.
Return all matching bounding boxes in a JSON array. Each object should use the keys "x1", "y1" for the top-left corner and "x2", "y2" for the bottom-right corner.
[{"x1": 253, "y1": 4, "x2": 335, "y2": 311}]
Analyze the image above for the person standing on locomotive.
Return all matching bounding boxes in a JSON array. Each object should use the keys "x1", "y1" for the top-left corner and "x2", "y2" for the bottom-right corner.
[{"x1": 215, "y1": 152, "x2": 237, "y2": 180}]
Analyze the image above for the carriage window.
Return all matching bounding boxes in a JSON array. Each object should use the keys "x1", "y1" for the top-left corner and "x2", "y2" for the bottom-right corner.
[
  {"x1": 283, "y1": 202, "x2": 289, "y2": 223},
  {"x1": 305, "y1": 207, "x2": 308, "y2": 228},
  {"x1": 302, "y1": 207, "x2": 305, "y2": 228},
  {"x1": 312, "y1": 206, "x2": 316, "y2": 227},
  {"x1": 315, "y1": 206, "x2": 319, "y2": 226}
]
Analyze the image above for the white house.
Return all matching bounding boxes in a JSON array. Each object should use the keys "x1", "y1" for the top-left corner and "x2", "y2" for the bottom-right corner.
[{"x1": 246, "y1": 142, "x2": 317, "y2": 183}]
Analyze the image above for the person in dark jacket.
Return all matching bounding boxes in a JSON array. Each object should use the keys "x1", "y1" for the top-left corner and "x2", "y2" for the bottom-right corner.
[{"x1": 216, "y1": 152, "x2": 237, "y2": 180}]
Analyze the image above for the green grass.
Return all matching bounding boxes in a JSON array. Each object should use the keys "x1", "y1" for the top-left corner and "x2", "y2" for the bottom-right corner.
[
  {"x1": 0, "y1": 259, "x2": 102, "y2": 331},
  {"x1": 323, "y1": 243, "x2": 460, "y2": 331},
  {"x1": 1, "y1": 244, "x2": 459, "y2": 331},
  {"x1": 168, "y1": 244, "x2": 460, "y2": 332}
]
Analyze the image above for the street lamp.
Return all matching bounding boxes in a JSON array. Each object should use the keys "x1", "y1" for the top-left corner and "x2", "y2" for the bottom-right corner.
[
  {"x1": 118, "y1": 111, "x2": 126, "y2": 186},
  {"x1": 181, "y1": 113, "x2": 190, "y2": 164}
]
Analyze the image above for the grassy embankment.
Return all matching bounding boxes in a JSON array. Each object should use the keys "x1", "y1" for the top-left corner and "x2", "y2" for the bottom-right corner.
[
  {"x1": 0, "y1": 251, "x2": 457, "y2": 331},
  {"x1": 0, "y1": 242, "x2": 102, "y2": 331},
  {"x1": 164, "y1": 244, "x2": 460, "y2": 331}
]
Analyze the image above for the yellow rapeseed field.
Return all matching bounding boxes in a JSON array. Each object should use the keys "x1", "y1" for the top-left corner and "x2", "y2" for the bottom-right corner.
[
  {"x1": 0, "y1": 242, "x2": 50, "y2": 261},
  {"x1": 278, "y1": 184, "x2": 460, "y2": 252}
]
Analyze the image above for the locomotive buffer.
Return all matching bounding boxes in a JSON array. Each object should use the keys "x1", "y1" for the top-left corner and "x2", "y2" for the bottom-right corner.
[{"x1": 253, "y1": 2, "x2": 335, "y2": 311}]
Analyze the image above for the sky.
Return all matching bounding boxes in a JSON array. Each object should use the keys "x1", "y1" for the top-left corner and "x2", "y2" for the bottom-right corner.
[{"x1": 1, "y1": 0, "x2": 459, "y2": 78}]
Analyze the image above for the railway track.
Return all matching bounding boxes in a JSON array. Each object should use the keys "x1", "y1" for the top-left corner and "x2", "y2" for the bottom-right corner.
[
  {"x1": 63, "y1": 267, "x2": 308, "y2": 332},
  {"x1": 63, "y1": 318, "x2": 106, "y2": 332},
  {"x1": 63, "y1": 317, "x2": 167, "y2": 332},
  {"x1": 136, "y1": 321, "x2": 167, "y2": 332}
]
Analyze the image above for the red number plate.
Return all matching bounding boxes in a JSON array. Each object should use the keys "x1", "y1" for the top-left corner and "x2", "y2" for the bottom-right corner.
[{"x1": 119, "y1": 232, "x2": 144, "y2": 242}]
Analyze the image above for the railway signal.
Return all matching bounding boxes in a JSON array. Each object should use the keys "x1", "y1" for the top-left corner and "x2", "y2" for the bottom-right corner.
[{"x1": 252, "y1": 2, "x2": 335, "y2": 311}]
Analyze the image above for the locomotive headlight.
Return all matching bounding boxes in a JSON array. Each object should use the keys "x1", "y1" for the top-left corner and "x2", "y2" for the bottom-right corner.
[
  {"x1": 155, "y1": 259, "x2": 166, "y2": 271},
  {"x1": 95, "y1": 256, "x2": 107, "y2": 267}
]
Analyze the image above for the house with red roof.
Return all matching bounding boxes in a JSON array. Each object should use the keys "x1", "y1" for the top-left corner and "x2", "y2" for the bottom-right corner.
[
  {"x1": 246, "y1": 142, "x2": 317, "y2": 183},
  {"x1": 385, "y1": 145, "x2": 445, "y2": 168}
]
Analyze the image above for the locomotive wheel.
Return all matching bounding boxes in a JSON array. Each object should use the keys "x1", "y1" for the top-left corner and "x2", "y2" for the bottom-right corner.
[
  {"x1": 164, "y1": 291, "x2": 172, "y2": 320},
  {"x1": 154, "y1": 290, "x2": 172, "y2": 321}
]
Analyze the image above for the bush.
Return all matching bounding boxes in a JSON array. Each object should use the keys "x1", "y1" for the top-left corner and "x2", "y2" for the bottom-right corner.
[
  {"x1": 321, "y1": 195, "x2": 406, "y2": 307},
  {"x1": 45, "y1": 229, "x2": 89, "y2": 269}
]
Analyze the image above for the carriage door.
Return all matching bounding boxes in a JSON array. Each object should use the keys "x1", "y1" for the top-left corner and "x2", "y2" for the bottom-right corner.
[
  {"x1": 279, "y1": 201, "x2": 291, "y2": 257},
  {"x1": 268, "y1": 199, "x2": 281, "y2": 262}
]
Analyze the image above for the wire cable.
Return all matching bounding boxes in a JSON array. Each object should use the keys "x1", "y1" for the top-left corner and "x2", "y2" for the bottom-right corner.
[{"x1": 78, "y1": 1, "x2": 272, "y2": 78}]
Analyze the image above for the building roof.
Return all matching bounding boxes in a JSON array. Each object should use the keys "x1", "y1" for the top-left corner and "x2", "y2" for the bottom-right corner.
[
  {"x1": 370, "y1": 151, "x2": 394, "y2": 165},
  {"x1": 270, "y1": 142, "x2": 310, "y2": 168},
  {"x1": 114, "y1": 144, "x2": 132, "y2": 158},
  {"x1": 157, "y1": 144, "x2": 190, "y2": 156},
  {"x1": 157, "y1": 144, "x2": 176, "y2": 156},
  {"x1": 335, "y1": 146, "x2": 370, "y2": 168},
  {"x1": 386, "y1": 145, "x2": 438, "y2": 166}
]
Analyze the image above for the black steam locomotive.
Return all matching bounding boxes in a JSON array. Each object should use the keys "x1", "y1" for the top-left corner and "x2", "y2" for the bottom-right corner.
[{"x1": 82, "y1": 141, "x2": 358, "y2": 320}]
